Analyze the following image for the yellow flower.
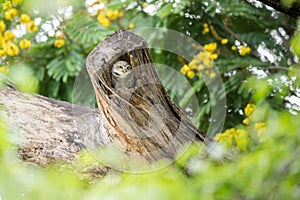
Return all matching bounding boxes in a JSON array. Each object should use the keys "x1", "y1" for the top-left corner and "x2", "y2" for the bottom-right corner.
[
  {"x1": 12, "y1": 0, "x2": 22, "y2": 5},
  {"x1": 26, "y1": 21, "x2": 38, "y2": 32},
  {"x1": 204, "y1": 42, "x2": 217, "y2": 52},
  {"x1": 142, "y1": 2, "x2": 148, "y2": 8},
  {"x1": 5, "y1": 8, "x2": 18, "y2": 20},
  {"x1": 129, "y1": 23, "x2": 135, "y2": 29},
  {"x1": 118, "y1": 11, "x2": 124, "y2": 18},
  {"x1": 239, "y1": 45, "x2": 251, "y2": 56},
  {"x1": 255, "y1": 122, "x2": 266, "y2": 142},
  {"x1": 4, "y1": 30, "x2": 15, "y2": 41},
  {"x1": 187, "y1": 70, "x2": 195, "y2": 79},
  {"x1": 216, "y1": 128, "x2": 236, "y2": 148},
  {"x1": 210, "y1": 53, "x2": 218, "y2": 60},
  {"x1": 97, "y1": 14, "x2": 110, "y2": 27},
  {"x1": 221, "y1": 38, "x2": 228, "y2": 45},
  {"x1": 3, "y1": 1, "x2": 12, "y2": 10},
  {"x1": 205, "y1": 69, "x2": 216, "y2": 78},
  {"x1": 202, "y1": 27, "x2": 209, "y2": 35},
  {"x1": 244, "y1": 103, "x2": 256, "y2": 117},
  {"x1": 203, "y1": 57, "x2": 213, "y2": 68},
  {"x1": 0, "y1": 21, "x2": 6, "y2": 32},
  {"x1": 234, "y1": 129, "x2": 249, "y2": 151},
  {"x1": 180, "y1": 64, "x2": 190, "y2": 75},
  {"x1": 0, "y1": 35, "x2": 4, "y2": 46},
  {"x1": 0, "y1": 49, "x2": 6, "y2": 57},
  {"x1": 19, "y1": 39, "x2": 31, "y2": 50},
  {"x1": 214, "y1": 133, "x2": 223, "y2": 141},
  {"x1": 197, "y1": 64, "x2": 205, "y2": 71},
  {"x1": 106, "y1": 10, "x2": 119, "y2": 20},
  {"x1": 203, "y1": 23, "x2": 208, "y2": 28},
  {"x1": 242, "y1": 117, "x2": 250, "y2": 125},
  {"x1": 231, "y1": 45, "x2": 237, "y2": 51},
  {"x1": 20, "y1": 14, "x2": 31, "y2": 24},
  {"x1": 215, "y1": 128, "x2": 249, "y2": 150},
  {"x1": 5, "y1": 42, "x2": 19, "y2": 56},
  {"x1": 196, "y1": 51, "x2": 210, "y2": 61},
  {"x1": 54, "y1": 39, "x2": 65, "y2": 48},
  {"x1": 254, "y1": 122, "x2": 266, "y2": 132},
  {"x1": 0, "y1": 66, "x2": 9, "y2": 75}
]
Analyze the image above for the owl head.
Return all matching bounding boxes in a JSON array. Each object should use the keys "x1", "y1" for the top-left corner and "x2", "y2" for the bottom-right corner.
[{"x1": 112, "y1": 61, "x2": 132, "y2": 78}]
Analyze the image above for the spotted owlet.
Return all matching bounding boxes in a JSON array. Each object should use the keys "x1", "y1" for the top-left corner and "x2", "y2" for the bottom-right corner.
[{"x1": 111, "y1": 61, "x2": 135, "y2": 94}]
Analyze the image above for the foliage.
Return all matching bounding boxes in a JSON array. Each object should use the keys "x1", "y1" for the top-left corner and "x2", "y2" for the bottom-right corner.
[
  {"x1": 0, "y1": 97, "x2": 300, "y2": 199},
  {"x1": 0, "y1": 0, "x2": 300, "y2": 199}
]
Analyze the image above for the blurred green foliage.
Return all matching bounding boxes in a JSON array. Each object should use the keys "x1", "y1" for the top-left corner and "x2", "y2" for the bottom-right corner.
[
  {"x1": 0, "y1": 0, "x2": 300, "y2": 199},
  {"x1": 0, "y1": 100, "x2": 299, "y2": 199}
]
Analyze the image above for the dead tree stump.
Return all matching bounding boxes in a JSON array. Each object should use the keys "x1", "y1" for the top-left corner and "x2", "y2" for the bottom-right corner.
[{"x1": 0, "y1": 30, "x2": 208, "y2": 166}]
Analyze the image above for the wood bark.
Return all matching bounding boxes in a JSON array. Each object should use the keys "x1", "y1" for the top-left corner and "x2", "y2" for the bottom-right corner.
[
  {"x1": 0, "y1": 86, "x2": 105, "y2": 165},
  {"x1": 0, "y1": 30, "x2": 208, "y2": 166}
]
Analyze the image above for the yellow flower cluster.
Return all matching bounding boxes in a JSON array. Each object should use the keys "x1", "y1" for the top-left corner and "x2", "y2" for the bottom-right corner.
[
  {"x1": 242, "y1": 103, "x2": 266, "y2": 142},
  {"x1": 3, "y1": 1, "x2": 12, "y2": 10},
  {"x1": 3, "y1": 0, "x2": 22, "y2": 19},
  {"x1": 0, "y1": 28, "x2": 19, "y2": 57},
  {"x1": 202, "y1": 23, "x2": 209, "y2": 35},
  {"x1": 239, "y1": 45, "x2": 251, "y2": 56},
  {"x1": 3, "y1": 0, "x2": 37, "y2": 32},
  {"x1": 214, "y1": 128, "x2": 249, "y2": 151},
  {"x1": 242, "y1": 102, "x2": 256, "y2": 125},
  {"x1": 0, "y1": 28, "x2": 32, "y2": 58},
  {"x1": 244, "y1": 102, "x2": 256, "y2": 117},
  {"x1": 97, "y1": 8, "x2": 123, "y2": 27},
  {"x1": 5, "y1": 8, "x2": 18, "y2": 20},
  {"x1": 214, "y1": 103, "x2": 268, "y2": 150},
  {"x1": 3, "y1": 0, "x2": 22, "y2": 9},
  {"x1": 0, "y1": 1, "x2": 35, "y2": 58},
  {"x1": 181, "y1": 42, "x2": 218, "y2": 79},
  {"x1": 254, "y1": 122, "x2": 266, "y2": 142}
]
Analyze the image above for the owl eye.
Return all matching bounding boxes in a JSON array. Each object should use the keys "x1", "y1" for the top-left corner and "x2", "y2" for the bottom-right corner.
[
  {"x1": 126, "y1": 65, "x2": 132, "y2": 69},
  {"x1": 117, "y1": 65, "x2": 122, "y2": 70}
]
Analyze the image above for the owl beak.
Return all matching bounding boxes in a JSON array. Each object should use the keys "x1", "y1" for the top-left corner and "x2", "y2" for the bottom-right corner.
[{"x1": 113, "y1": 71, "x2": 122, "y2": 77}]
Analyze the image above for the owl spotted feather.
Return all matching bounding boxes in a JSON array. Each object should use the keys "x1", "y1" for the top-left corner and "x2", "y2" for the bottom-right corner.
[{"x1": 111, "y1": 61, "x2": 135, "y2": 97}]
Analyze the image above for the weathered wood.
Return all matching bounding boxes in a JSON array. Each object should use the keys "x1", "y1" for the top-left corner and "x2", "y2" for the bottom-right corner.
[
  {"x1": 0, "y1": 30, "x2": 208, "y2": 166},
  {"x1": 0, "y1": 86, "x2": 106, "y2": 165},
  {"x1": 86, "y1": 30, "x2": 207, "y2": 161}
]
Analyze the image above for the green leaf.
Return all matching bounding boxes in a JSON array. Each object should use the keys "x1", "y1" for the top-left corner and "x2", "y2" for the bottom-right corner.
[{"x1": 157, "y1": 3, "x2": 173, "y2": 19}]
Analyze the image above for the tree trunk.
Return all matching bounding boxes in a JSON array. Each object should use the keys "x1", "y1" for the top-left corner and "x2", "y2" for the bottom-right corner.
[{"x1": 0, "y1": 30, "x2": 208, "y2": 166}]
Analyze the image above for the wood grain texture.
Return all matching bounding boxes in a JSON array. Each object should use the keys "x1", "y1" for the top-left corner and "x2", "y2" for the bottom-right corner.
[
  {"x1": 0, "y1": 86, "x2": 105, "y2": 165},
  {"x1": 86, "y1": 30, "x2": 208, "y2": 161},
  {"x1": 0, "y1": 30, "x2": 208, "y2": 166}
]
